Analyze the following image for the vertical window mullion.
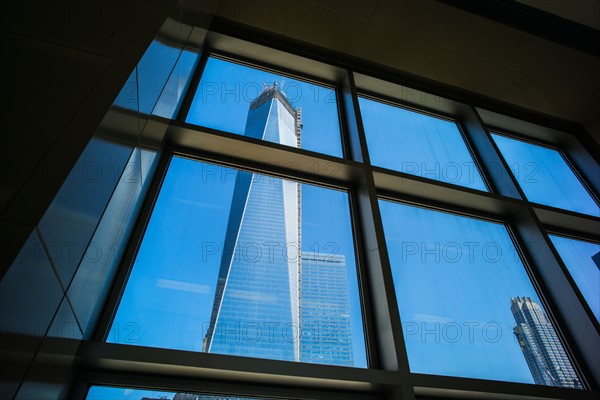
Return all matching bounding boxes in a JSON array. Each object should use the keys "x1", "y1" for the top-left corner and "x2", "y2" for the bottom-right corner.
[
  {"x1": 462, "y1": 107, "x2": 524, "y2": 199},
  {"x1": 343, "y1": 69, "x2": 415, "y2": 399}
]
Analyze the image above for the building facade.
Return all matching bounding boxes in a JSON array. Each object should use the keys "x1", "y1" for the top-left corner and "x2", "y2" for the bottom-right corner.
[
  {"x1": 511, "y1": 297, "x2": 582, "y2": 388},
  {"x1": 201, "y1": 84, "x2": 356, "y2": 368},
  {"x1": 300, "y1": 252, "x2": 354, "y2": 366},
  {"x1": 203, "y1": 83, "x2": 303, "y2": 361}
]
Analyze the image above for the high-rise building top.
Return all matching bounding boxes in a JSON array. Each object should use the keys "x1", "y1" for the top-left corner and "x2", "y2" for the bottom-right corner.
[
  {"x1": 510, "y1": 297, "x2": 582, "y2": 389},
  {"x1": 250, "y1": 82, "x2": 296, "y2": 116}
]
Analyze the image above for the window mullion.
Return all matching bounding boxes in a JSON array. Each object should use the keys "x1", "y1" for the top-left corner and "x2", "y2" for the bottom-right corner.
[
  {"x1": 462, "y1": 106, "x2": 524, "y2": 199},
  {"x1": 343, "y1": 69, "x2": 415, "y2": 399}
]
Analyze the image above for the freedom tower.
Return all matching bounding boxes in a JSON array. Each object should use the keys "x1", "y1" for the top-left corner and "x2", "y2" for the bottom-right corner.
[{"x1": 202, "y1": 82, "x2": 303, "y2": 361}]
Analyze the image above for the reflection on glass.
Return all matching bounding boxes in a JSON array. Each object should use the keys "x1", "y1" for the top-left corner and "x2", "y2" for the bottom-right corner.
[
  {"x1": 549, "y1": 235, "x2": 600, "y2": 323},
  {"x1": 86, "y1": 386, "x2": 267, "y2": 400},
  {"x1": 379, "y1": 200, "x2": 582, "y2": 388},
  {"x1": 152, "y1": 49, "x2": 199, "y2": 120},
  {"x1": 186, "y1": 57, "x2": 343, "y2": 157},
  {"x1": 138, "y1": 40, "x2": 182, "y2": 116},
  {"x1": 108, "y1": 157, "x2": 366, "y2": 367},
  {"x1": 113, "y1": 68, "x2": 138, "y2": 112},
  {"x1": 358, "y1": 97, "x2": 487, "y2": 191},
  {"x1": 37, "y1": 137, "x2": 134, "y2": 286},
  {"x1": 112, "y1": 41, "x2": 199, "y2": 119},
  {"x1": 491, "y1": 133, "x2": 599, "y2": 216}
]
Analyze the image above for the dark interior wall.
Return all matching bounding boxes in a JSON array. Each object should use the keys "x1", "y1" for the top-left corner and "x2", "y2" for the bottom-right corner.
[
  {"x1": 1, "y1": 1, "x2": 184, "y2": 398},
  {"x1": 0, "y1": 0, "x2": 178, "y2": 275}
]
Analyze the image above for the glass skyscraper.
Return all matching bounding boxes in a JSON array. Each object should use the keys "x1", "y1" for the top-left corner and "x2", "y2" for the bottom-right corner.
[
  {"x1": 510, "y1": 297, "x2": 582, "y2": 388},
  {"x1": 202, "y1": 82, "x2": 356, "y2": 367},
  {"x1": 300, "y1": 252, "x2": 354, "y2": 366},
  {"x1": 203, "y1": 82, "x2": 302, "y2": 361}
]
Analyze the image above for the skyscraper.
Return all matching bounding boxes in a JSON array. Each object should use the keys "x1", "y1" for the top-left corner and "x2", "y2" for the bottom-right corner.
[
  {"x1": 202, "y1": 83, "x2": 356, "y2": 367},
  {"x1": 510, "y1": 297, "x2": 582, "y2": 389},
  {"x1": 203, "y1": 82, "x2": 303, "y2": 361},
  {"x1": 300, "y1": 252, "x2": 354, "y2": 366}
]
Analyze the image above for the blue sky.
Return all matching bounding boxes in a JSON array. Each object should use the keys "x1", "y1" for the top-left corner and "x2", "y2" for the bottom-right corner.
[
  {"x1": 86, "y1": 386, "x2": 261, "y2": 400},
  {"x1": 109, "y1": 157, "x2": 367, "y2": 367},
  {"x1": 379, "y1": 199, "x2": 551, "y2": 383},
  {"x1": 186, "y1": 57, "x2": 343, "y2": 157},
  {"x1": 87, "y1": 386, "x2": 175, "y2": 400},
  {"x1": 358, "y1": 97, "x2": 488, "y2": 192},
  {"x1": 491, "y1": 133, "x2": 599, "y2": 216},
  {"x1": 549, "y1": 234, "x2": 600, "y2": 322}
]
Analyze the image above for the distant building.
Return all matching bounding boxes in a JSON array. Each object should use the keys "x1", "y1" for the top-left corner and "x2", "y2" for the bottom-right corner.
[
  {"x1": 173, "y1": 394, "x2": 199, "y2": 400},
  {"x1": 511, "y1": 297, "x2": 582, "y2": 388},
  {"x1": 300, "y1": 252, "x2": 354, "y2": 366},
  {"x1": 174, "y1": 394, "x2": 261, "y2": 400}
]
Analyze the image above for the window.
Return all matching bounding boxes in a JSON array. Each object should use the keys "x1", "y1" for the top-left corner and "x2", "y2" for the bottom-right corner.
[
  {"x1": 86, "y1": 386, "x2": 267, "y2": 400},
  {"x1": 107, "y1": 156, "x2": 366, "y2": 368},
  {"x1": 185, "y1": 57, "x2": 344, "y2": 158},
  {"x1": 64, "y1": 18, "x2": 599, "y2": 400},
  {"x1": 491, "y1": 133, "x2": 599, "y2": 216},
  {"x1": 549, "y1": 234, "x2": 600, "y2": 323},
  {"x1": 378, "y1": 200, "x2": 582, "y2": 388},
  {"x1": 358, "y1": 96, "x2": 488, "y2": 191}
]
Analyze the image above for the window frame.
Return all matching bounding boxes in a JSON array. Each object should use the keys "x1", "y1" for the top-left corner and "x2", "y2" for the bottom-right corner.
[
  {"x1": 77, "y1": 20, "x2": 600, "y2": 400},
  {"x1": 178, "y1": 47, "x2": 350, "y2": 160},
  {"x1": 375, "y1": 195, "x2": 588, "y2": 386}
]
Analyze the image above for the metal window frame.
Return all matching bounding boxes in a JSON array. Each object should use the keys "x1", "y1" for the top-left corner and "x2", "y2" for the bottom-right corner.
[
  {"x1": 177, "y1": 47, "x2": 350, "y2": 161},
  {"x1": 75, "y1": 16, "x2": 600, "y2": 400}
]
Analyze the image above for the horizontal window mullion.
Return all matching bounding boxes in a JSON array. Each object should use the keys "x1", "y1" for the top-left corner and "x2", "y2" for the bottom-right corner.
[
  {"x1": 373, "y1": 166, "x2": 525, "y2": 222},
  {"x1": 166, "y1": 121, "x2": 366, "y2": 190},
  {"x1": 534, "y1": 206, "x2": 600, "y2": 240},
  {"x1": 78, "y1": 341, "x2": 401, "y2": 394}
]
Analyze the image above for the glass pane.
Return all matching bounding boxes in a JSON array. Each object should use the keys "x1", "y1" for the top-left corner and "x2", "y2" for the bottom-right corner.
[
  {"x1": 86, "y1": 386, "x2": 267, "y2": 400},
  {"x1": 108, "y1": 157, "x2": 366, "y2": 368},
  {"x1": 491, "y1": 133, "x2": 599, "y2": 216},
  {"x1": 138, "y1": 40, "x2": 182, "y2": 116},
  {"x1": 152, "y1": 49, "x2": 200, "y2": 120},
  {"x1": 379, "y1": 200, "x2": 583, "y2": 388},
  {"x1": 549, "y1": 235, "x2": 600, "y2": 323},
  {"x1": 185, "y1": 57, "x2": 343, "y2": 157},
  {"x1": 37, "y1": 137, "x2": 133, "y2": 287},
  {"x1": 358, "y1": 97, "x2": 487, "y2": 191}
]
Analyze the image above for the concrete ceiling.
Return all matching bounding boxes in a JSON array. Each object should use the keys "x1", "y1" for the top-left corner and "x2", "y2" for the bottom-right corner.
[
  {"x1": 212, "y1": 0, "x2": 600, "y2": 140},
  {"x1": 517, "y1": 0, "x2": 600, "y2": 30}
]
